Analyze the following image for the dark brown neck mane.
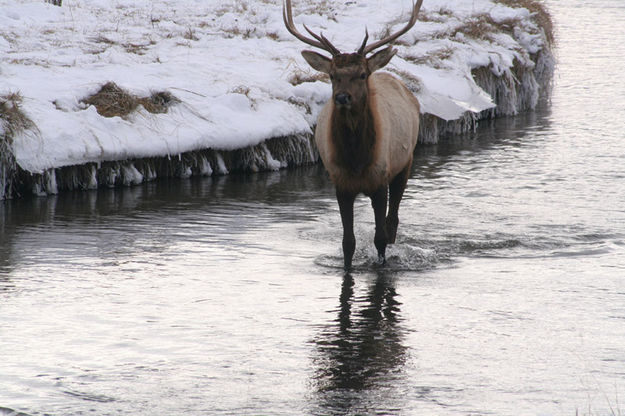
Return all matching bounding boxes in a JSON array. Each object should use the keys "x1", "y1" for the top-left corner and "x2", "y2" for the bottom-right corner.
[{"x1": 331, "y1": 99, "x2": 376, "y2": 175}]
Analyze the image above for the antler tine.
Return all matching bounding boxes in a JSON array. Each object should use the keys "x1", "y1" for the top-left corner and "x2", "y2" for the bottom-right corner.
[
  {"x1": 283, "y1": 0, "x2": 340, "y2": 56},
  {"x1": 362, "y1": 0, "x2": 423, "y2": 56},
  {"x1": 357, "y1": 28, "x2": 369, "y2": 55},
  {"x1": 304, "y1": 25, "x2": 341, "y2": 56}
]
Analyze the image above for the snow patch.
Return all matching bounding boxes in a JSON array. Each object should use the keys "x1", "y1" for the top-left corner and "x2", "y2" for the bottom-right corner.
[{"x1": 0, "y1": 0, "x2": 554, "y2": 198}]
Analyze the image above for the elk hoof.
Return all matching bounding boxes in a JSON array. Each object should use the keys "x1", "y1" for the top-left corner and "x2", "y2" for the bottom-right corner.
[{"x1": 376, "y1": 255, "x2": 386, "y2": 267}]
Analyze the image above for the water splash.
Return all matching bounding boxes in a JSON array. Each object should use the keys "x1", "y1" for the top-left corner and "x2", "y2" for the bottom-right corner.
[{"x1": 315, "y1": 242, "x2": 442, "y2": 272}]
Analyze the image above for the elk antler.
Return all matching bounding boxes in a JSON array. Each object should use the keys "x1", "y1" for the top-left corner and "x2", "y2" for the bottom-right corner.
[
  {"x1": 356, "y1": 29, "x2": 370, "y2": 56},
  {"x1": 359, "y1": 0, "x2": 423, "y2": 56},
  {"x1": 283, "y1": 0, "x2": 340, "y2": 56}
]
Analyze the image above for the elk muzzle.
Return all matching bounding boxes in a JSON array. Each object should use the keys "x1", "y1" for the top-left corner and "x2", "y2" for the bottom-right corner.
[{"x1": 334, "y1": 92, "x2": 352, "y2": 107}]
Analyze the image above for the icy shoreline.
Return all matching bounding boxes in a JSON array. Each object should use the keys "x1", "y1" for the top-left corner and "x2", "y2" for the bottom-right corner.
[{"x1": 0, "y1": 0, "x2": 554, "y2": 199}]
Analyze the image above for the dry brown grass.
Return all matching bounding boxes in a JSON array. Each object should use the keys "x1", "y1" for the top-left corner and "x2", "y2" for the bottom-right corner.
[
  {"x1": 444, "y1": 12, "x2": 535, "y2": 44},
  {"x1": 287, "y1": 96, "x2": 312, "y2": 115},
  {"x1": 494, "y1": 0, "x2": 555, "y2": 45},
  {"x1": 449, "y1": 13, "x2": 500, "y2": 40},
  {"x1": 304, "y1": 0, "x2": 336, "y2": 21},
  {"x1": 143, "y1": 91, "x2": 179, "y2": 114},
  {"x1": 419, "y1": 6, "x2": 454, "y2": 23},
  {"x1": 266, "y1": 31, "x2": 280, "y2": 41},
  {"x1": 375, "y1": 13, "x2": 411, "y2": 46},
  {"x1": 82, "y1": 83, "x2": 136, "y2": 117},
  {"x1": 288, "y1": 69, "x2": 330, "y2": 86},
  {"x1": 228, "y1": 85, "x2": 259, "y2": 109},
  {"x1": 387, "y1": 69, "x2": 423, "y2": 94},
  {"x1": 405, "y1": 46, "x2": 455, "y2": 68},
  {"x1": 92, "y1": 35, "x2": 116, "y2": 46},
  {"x1": 81, "y1": 82, "x2": 179, "y2": 118},
  {"x1": 219, "y1": 25, "x2": 258, "y2": 40},
  {"x1": 440, "y1": 1, "x2": 553, "y2": 46},
  {"x1": 124, "y1": 41, "x2": 154, "y2": 55},
  {"x1": 91, "y1": 35, "x2": 155, "y2": 55},
  {"x1": 229, "y1": 85, "x2": 251, "y2": 96},
  {"x1": 183, "y1": 27, "x2": 199, "y2": 41},
  {"x1": 214, "y1": 2, "x2": 249, "y2": 18},
  {"x1": 1, "y1": 92, "x2": 34, "y2": 144}
]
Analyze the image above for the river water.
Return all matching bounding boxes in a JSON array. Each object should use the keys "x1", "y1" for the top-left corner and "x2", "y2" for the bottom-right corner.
[{"x1": 1, "y1": 1, "x2": 624, "y2": 415}]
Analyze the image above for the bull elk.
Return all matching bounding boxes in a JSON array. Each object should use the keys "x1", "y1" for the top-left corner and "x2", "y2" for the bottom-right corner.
[{"x1": 284, "y1": 0, "x2": 423, "y2": 270}]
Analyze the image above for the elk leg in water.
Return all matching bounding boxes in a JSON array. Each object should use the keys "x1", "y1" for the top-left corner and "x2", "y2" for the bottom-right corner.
[
  {"x1": 337, "y1": 189, "x2": 357, "y2": 271},
  {"x1": 386, "y1": 162, "x2": 411, "y2": 244},
  {"x1": 369, "y1": 186, "x2": 389, "y2": 264}
]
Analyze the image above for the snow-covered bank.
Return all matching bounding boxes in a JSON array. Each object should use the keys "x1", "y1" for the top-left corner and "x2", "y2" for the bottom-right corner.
[{"x1": 0, "y1": 0, "x2": 554, "y2": 199}]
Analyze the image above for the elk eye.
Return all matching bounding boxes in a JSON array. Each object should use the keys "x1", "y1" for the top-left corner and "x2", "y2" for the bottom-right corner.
[{"x1": 360, "y1": 73, "x2": 366, "y2": 79}]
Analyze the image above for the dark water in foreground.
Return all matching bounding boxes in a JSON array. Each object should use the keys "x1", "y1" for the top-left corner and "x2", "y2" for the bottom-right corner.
[{"x1": 1, "y1": 1, "x2": 625, "y2": 415}]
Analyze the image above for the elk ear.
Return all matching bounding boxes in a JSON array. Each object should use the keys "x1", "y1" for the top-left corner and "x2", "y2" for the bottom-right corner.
[
  {"x1": 367, "y1": 46, "x2": 397, "y2": 72},
  {"x1": 301, "y1": 50, "x2": 332, "y2": 74}
]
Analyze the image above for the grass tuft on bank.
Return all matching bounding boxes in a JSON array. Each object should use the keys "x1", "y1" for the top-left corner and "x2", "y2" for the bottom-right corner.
[
  {"x1": 1, "y1": 92, "x2": 33, "y2": 145},
  {"x1": 494, "y1": 0, "x2": 555, "y2": 45},
  {"x1": 81, "y1": 82, "x2": 179, "y2": 118}
]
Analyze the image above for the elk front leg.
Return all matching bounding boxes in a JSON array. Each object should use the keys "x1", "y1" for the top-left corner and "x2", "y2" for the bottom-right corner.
[
  {"x1": 370, "y1": 186, "x2": 389, "y2": 264},
  {"x1": 336, "y1": 189, "x2": 357, "y2": 271}
]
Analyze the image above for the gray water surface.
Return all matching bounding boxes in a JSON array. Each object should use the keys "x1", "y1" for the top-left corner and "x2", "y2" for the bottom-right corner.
[{"x1": 2, "y1": 1, "x2": 625, "y2": 415}]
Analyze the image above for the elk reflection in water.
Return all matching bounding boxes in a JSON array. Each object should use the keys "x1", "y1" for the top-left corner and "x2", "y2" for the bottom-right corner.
[{"x1": 311, "y1": 272, "x2": 408, "y2": 414}]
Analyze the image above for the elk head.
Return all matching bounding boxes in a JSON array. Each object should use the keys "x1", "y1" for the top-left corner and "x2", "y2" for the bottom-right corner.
[{"x1": 283, "y1": 0, "x2": 423, "y2": 112}]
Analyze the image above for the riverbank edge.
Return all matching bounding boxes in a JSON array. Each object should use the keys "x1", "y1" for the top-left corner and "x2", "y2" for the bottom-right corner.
[{"x1": 1, "y1": 44, "x2": 554, "y2": 200}]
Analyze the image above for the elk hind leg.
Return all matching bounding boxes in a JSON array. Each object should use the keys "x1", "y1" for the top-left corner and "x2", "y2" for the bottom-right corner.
[
  {"x1": 370, "y1": 186, "x2": 389, "y2": 264},
  {"x1": 386, "y1": 163, "x2": 411, "y2": 244}
]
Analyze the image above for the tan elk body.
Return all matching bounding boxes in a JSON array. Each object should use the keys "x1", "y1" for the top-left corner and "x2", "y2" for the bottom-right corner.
[
  {"x1": 284, "y1": 0, "x2": 423, "y2": 270},
  {"x1": 315, "y1": 71, "x2": 420, "y2": 194}
]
